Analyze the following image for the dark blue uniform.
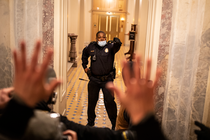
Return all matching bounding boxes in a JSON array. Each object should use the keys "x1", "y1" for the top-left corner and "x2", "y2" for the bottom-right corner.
[{"x1": 82, "y1": 40, "x2": 121, "y2": 129}]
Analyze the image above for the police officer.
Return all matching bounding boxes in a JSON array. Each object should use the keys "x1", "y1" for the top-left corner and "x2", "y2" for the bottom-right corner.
[{"x1": 82, "y1": 31, "x2": 122, "y2": 130}]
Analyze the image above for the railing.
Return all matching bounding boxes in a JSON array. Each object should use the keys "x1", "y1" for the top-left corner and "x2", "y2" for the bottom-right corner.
[{"x1": 68, "y1": 33, "x2": 78, "y2": 67}]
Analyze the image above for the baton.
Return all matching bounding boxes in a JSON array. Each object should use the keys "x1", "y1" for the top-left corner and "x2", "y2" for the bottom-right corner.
[{"x1": 79, "y1": 78, "x2": 88, "y2": 81}]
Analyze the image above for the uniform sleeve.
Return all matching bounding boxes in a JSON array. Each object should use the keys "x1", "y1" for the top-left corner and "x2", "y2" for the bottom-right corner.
[
  {"x1": 0, "y1": 96, "x2": 34, "y2": 139},
  {"x1": 112, "y1": 37, "x2": 122, "y2": 54},
  {"x1": 60, "y1": 115, "x2": 123, "y2": 140},
  {"x1": 82, "y1": 46, "x2": 90, "y2": 69},
  {"x1": 129, "y1": 115, "x2": 168, "y2": 140}
]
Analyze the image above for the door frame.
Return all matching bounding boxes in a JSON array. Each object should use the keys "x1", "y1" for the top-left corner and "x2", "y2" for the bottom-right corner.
[
  {"x1": 136, "y1": 0, "x2": 163, "y2": 80},
  {"x1": 144, "y1": 0, "x2": 162, "y2": 80},
  {"x1": 54, "y1": 0, "x2": 68, "y2": 115}
]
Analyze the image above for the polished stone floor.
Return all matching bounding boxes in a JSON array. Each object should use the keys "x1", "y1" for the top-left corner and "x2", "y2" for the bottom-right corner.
[{"x1": 66, "y1": 45, "x2": 128, "y2": 129}]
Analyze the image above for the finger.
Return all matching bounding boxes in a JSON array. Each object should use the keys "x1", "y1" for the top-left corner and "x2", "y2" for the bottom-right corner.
[
  {"x1": 194, "y1": 130, "x2": 205, "y2": 136},
  {"x1": 122, "y1": 59, "x2": 131, "y2": 86},
  {"x1": 133, "y1": 55, "x2": 141, "y2": 81},
  {"x1": 20, "y1": 41, "x2": 26, "y2": 71},
  {"x1": 153, "y1": 68, "x2": 162, "y2": 88},
  {"x1": 13, "y1": 50, "x2": 21, "y2": 76},
  {"x1": 2, "y1": 94, "x2": 10, "y2": 102},
  {"x1": 30, "y1": 40, "x2": 41, "y2": 72},
  {"x1": 63, "y1": 130, "x2": 77, "y2": 140},
  {"x1": 106, "y1": 82, "x2": 125, "y2": 105},
  {"x1": 2, "y1": 87, "x2": 14, "y2": 95},
  {"x1": 39, "y1": 48, "x2": 53, "y2": 78},
  {"x1": 195, "y1": 121, "x2": 207, "y2": 130},
  {"x1": 46, "y1": 79, "x2": 62, "y2": 96},
  {"x1": 145, "y1": 59, "x2": 151, "y2": 81}
]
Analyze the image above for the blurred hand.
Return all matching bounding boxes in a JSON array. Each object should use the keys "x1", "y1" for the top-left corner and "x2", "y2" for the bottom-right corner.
[
  {"x1": 0, "y1": 87, "x2": 14, "y2": 109},
  {"x1": 63, "y1": 130, "x2": 77, "y2": 140},
  {"x1": 13, "y1": 40, "x2": 62, "y2": 107},
  {"x1": 106, "y1": 55, "x2": 161, "y2": 125},
  {"x1": 84, "y1": 68, "x2": 90, "y2": 73},
  {"x1": 195, "y1": 121, "x2": 210, "y2": 140}
]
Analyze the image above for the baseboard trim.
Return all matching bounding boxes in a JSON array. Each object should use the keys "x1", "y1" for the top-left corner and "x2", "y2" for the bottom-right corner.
[{"x1": 62, "y1": 109, "x2": 66, "y2": 116}]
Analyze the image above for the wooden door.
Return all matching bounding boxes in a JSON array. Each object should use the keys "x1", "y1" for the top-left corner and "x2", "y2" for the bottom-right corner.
[{"x1": 98, "y1": 15, "x2": 120, "y2": 41}]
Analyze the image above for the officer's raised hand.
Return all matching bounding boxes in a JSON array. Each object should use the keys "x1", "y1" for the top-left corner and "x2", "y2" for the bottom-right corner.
[
  {"x1": 106, "y1": 55, "x2": 161, "y2": 125},
  {"x1": 113, "y1": 37, "x2": 122, "y2": 45},
  {"x1": 195, "y1": 121, "x2": 210, "y2": 140}
]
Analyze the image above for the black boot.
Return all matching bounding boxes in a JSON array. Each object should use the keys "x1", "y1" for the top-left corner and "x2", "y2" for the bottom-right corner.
[
  {"x1": 111, "y1": 119, "x2": 116, "y2": 130},
  {"x1": 86, "y1": 122, "x2": 94, "y2": 127}
]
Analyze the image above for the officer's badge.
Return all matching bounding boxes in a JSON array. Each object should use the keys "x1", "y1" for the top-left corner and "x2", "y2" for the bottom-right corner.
[
  {"x1": 105, "y1": 48, "x2": 109, "y2": 53},
  {"x1": 91, "y1": 50, "x2": 94, "y2": 52}
]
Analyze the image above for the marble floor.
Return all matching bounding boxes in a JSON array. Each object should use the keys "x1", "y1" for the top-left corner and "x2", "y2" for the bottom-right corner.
[{"x1": 66, "y1": 45, "x2": 128, "y2": 129}]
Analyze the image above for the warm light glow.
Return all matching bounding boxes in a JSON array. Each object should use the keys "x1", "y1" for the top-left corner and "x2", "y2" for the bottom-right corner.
[
  {"x1": 97, "y1": 7, "x2": 99, "y2": 10},
  {"x1": 50, "y1": 113, "x2": 60, "y2": 118},
  {"x1": 121, "y1": 17, "x2": 125, "y2": 21},
  {"x1": 107, "y1": 0, "x2": 113, "y2": 2},
  {"x1": 106, "y1": 12, "x2": 112, "y2": 15}
]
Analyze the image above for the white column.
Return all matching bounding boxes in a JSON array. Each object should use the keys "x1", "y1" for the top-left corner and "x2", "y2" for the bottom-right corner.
[
  {"x1": 124, "y1": 0, "x2": 135, "y2": 46},
  {"x1": 143, "y1": 0, "x2": 162, "y2": 80},
  {"x1": 68, "y1": 0, "x2": 80, "y2": 57},
  {"x1": 162, "y1": 0, "x2": 207, "y2": 139},
  {"x1": 54, "y1": 0, "x2": 68, "y2": 115},
  {"x1": 79, "y1": 0, "x2": 85, "y2": 54},
  {"x1": 84, "y1": 0, "x2": 92, "y2": 47},
  {"x1": 14, "y1": 0, "x2": 43, "y2": 60}
]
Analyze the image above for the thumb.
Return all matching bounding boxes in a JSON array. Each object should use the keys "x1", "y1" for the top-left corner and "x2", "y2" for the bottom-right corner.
[
  {"x1": 63, "y1": 130, "x2": 77, "y2": 140},
  {"x1": 106, "y1": 82, "x2": 125, "y2": 103}
]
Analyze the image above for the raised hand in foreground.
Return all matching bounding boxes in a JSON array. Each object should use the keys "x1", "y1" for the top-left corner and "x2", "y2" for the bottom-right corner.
[
  {"x1": 0, "y1": 87, "x2": 14, "y2": 109},
  {"x1": 13, "y1": 40, "x2": 61, "y2": 107},
  {"x1": 195, "y1": 121, "x2": 210, "y2": 140},
  {"x1": 106, "y1": 55, "x2": 161, "y2": 125}
]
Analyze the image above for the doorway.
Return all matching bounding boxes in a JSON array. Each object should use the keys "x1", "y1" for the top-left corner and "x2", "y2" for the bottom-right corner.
[{"x1": 98, "y1": 15, "x2": 120, "y2": 41}]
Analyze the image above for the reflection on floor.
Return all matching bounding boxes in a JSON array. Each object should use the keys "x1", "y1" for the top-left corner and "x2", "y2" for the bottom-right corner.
[{"x1": 66, "y1": 45, "x2": 128, "y2": 129}]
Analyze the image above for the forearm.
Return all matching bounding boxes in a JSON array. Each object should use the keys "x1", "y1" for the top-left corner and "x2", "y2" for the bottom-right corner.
[
  {"x1": 82, "y1": 47, "x2": 89, "y2": 70},
  {"x1": 129, "y1": 114, "x2": 167, "y2": 140},
  {"x1": 0, "y1": 96, "x2": 34, "y2": 138},
  {"x1": 113, "y1": 42, "x2": 121, "y2": 53},
  {"x1": 82, "y1": 61, "x2": 88, "y2": 70},
  {"x1": 60, "y1": 115, "x2": 122, "y2": 140},
  {"x1": 112, "y1": 37, "x2": 122, "y2": 53}
]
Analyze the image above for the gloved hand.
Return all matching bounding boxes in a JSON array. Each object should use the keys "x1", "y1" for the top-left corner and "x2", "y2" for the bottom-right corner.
[
  {"x1": 194, "y1": 121, "x2": 210, "y2": 140},
  {"x1": 86, "y1": 69, "x2": 92, "y2": 78},
  {"x1": 113, "y1": 37, "x2": 122, "y2": 44}
]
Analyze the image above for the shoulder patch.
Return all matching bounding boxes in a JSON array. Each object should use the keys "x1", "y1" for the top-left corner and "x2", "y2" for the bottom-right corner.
[
  {"x1": 105, "y1": 48, "x2": 109, "y2": 53},
  {"x1": 90, "y1": 41, "x2": 96, "y2": 44}
]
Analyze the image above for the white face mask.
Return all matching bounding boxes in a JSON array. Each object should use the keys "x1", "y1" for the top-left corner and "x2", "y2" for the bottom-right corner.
[{"x1": 98, "y1": 41, "x2": 107, "y2": 47}]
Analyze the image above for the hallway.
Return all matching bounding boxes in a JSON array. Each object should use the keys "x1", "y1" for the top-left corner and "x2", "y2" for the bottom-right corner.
[{"x1": 66, "y1": 45, "x2": 128, "y2": 129}]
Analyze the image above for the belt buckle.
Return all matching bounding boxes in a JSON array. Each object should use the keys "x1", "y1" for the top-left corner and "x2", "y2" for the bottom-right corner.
[{"x1": 101, "y1": 77, "x2": 105, "y2": 82}]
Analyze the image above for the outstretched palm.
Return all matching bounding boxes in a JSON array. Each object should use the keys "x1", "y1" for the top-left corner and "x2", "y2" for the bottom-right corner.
[
  {"x1": 107, "y1": 55, "x2": 161, "y2": 124},
  {"x1": 13, "y1": 40, "x2": 61, "y2": 107}
]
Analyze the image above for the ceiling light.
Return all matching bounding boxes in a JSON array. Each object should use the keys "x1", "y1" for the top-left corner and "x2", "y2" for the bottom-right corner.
[
  {"x1": 106, "y1": 12, "x2": 112, "y2": 15},
  {"x1": 121, "y1": 17, "x2": 125, "y2": 21}
]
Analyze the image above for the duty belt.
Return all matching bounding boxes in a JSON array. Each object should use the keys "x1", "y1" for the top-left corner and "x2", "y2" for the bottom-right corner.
[
  {"x1": 94, "y1": 75, "x2": 110, "y2": 82},
  {"x1": 93, "y1": 71, "x2": 114, "y2": 82}
]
